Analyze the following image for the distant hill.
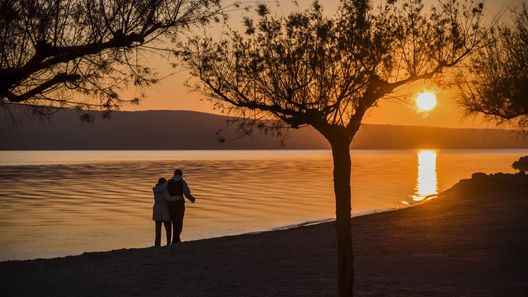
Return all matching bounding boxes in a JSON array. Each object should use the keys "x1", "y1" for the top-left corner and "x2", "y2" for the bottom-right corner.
[{"x1": 1, "y1": 108, "x2": 527, "y2": 150}]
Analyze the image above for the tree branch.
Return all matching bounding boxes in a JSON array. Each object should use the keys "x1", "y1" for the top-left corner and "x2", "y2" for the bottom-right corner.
[{"x1": 3, "y1": 73, "x2": 81, "y2": 103}]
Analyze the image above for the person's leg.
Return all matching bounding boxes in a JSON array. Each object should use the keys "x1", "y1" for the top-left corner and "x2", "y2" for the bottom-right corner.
[
  {"x1": 173, "y1": 201, "x2": 185, "y2": 243},
  {"x1": 167, "y1": 201, "x2": 178, "y2": 243},
  {"x1": 154, "y1": 221, "x2": 162, "y2": 246},
  {"x1": 163, "y1": 221, "x2": 171, "y2": 246}
]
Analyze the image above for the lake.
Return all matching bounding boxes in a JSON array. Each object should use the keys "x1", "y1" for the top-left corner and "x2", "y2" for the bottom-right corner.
[{"x1": 0, "y1": 149, "x2": 526, "y2": 261}]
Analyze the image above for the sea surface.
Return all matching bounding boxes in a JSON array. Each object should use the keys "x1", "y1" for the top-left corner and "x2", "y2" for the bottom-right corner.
[{"x1": 0, "y1": 149, "x2": 526, "y2": 261}]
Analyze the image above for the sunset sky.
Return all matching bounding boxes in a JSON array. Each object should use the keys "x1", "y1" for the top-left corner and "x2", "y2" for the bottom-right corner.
[{"x1": 124, "y1": 0, "x2": 522, "y2": 129}]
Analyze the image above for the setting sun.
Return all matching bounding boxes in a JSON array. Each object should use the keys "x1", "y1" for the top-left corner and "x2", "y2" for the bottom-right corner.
[{"x1": 416, "y1": 91, "x2": 437, "y2": 111}]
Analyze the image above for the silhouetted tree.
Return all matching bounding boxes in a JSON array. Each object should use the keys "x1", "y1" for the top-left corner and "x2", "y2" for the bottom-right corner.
[
  {"x1": 182, "y1": 0, "x2": 484, "y2": 296},
  {"x1": 0, "y1": 0, "x2": 220, "y2": 119},
  {"x1": 458, "y1": 3, "x2": 528, "y2": 127},
  {"x1": 512, "y1": 156, "x2": 528, "y2": 173}
]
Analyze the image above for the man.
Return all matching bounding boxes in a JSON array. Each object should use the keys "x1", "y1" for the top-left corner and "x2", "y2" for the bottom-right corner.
[{"x1": 165, "y1": 169, "x2": 196, "y2": 244}]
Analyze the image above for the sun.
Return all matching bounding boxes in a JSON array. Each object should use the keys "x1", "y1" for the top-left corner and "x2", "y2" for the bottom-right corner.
[{"x1": 416, "y1": 91, "x2": 437, "y2": 111}]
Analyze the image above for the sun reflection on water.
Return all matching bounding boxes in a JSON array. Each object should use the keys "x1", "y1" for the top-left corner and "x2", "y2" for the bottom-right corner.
[{"x1": 412, "y1": 150, "x2": 438, "y2": 201}]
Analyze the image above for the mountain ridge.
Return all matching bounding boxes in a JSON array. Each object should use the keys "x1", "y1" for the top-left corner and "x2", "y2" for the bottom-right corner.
[{"x1": 1, "y1": 108, "x2": 527, "y2": 150}]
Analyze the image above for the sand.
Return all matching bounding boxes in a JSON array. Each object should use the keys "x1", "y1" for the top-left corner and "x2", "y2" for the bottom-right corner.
[{"x1": 1, "y1": 172, "x2": 527, "y2": 297}]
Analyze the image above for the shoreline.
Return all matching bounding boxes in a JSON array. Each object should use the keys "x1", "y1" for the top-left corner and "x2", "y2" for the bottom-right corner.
[
  {"x1": 0, "y1": 205, "x2": 417, "y2": 263},
  {"x1": 1, "y1": 172, "x2": 527, "y2": 296}
]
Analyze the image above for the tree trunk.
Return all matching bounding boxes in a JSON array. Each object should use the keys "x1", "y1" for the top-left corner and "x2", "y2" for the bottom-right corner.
[{"x1": 330, "y1": 137, "x2": 354, "y2": 297}]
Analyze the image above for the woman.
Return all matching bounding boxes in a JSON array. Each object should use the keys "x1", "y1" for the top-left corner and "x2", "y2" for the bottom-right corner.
[{"x1": 152, "y1": 177, "x2": 171, "y2": 246}]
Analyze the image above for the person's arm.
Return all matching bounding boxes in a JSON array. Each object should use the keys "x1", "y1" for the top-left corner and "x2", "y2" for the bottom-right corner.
[
  {"x1": 182, "y1": 180, "x2": 196, "y2": 203},
  {"x1": 153, "y1": 183, "x2": 167, "y2": 195}
]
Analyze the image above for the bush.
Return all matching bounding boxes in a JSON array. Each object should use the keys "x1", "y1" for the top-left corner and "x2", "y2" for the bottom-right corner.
[{"x1": 512, "y1": 156, "x2": 528, "y2": 173}]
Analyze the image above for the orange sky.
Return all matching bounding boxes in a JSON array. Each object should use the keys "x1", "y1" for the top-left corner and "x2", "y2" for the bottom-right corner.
[{"x1": 124, "y1": 0, "x2": 521, "y2": 129}]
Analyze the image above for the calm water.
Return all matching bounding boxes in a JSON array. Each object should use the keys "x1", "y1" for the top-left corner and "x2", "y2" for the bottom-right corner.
[{"x1": 0, "y1": 149, "x2": 526, "y2": 261}]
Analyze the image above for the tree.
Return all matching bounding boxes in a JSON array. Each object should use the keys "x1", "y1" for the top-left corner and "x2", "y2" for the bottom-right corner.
[
  {"x1": 458, "y1": 3, "x2": 528, "y2": 127},
  {"x1": 0, "y1": 0, "x2": 220, "y2": 120},
  {"x1": 181, "y1": 0, "x2": 484, "y2": 296},
  {"x1": 512, "y1": 156, "x2": 528, "y2": 174}
]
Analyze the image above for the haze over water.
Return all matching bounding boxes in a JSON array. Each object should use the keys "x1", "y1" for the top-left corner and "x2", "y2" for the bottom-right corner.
[{"x1": 0, "y1": 149, "x2": 526, "y2": 261}]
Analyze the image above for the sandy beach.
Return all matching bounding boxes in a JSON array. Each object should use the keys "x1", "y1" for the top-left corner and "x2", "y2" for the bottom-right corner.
[{"x1": 1, "y1": 172, "x2": 527, "y2": 297}]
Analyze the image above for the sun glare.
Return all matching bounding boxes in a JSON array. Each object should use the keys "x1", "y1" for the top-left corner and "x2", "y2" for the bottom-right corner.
[
  {"x1": 416, "y1": 91, "x2": 437, "y2": 111},
  {"x1": 412, "y1": 150, "x2": 438, "y2": 201}
]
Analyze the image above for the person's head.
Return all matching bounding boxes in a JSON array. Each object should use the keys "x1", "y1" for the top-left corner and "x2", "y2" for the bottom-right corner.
[
  {"x1": 157, "y1": 177, "x2": 167, "y2": 185},
  {"x1": 174, "y1": 169, "x2": 183, "y2": 176}
]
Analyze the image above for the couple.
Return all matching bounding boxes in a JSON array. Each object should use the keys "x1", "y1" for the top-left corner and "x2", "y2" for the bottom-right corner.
[{"x1": 152, "y1": 169, "x2": 196, "y2": 246}]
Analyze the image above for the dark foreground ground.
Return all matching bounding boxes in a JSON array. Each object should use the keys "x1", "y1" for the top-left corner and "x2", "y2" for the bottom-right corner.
[{"x1": 1, "y1": 173, "x2": 527, "y2": 297}]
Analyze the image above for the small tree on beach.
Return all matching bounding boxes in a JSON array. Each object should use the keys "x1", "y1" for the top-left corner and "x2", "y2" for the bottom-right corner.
[
  {"x1": 181, "y1": 0, "x2": 484, "y2": 296},
  {"x1": 458, "y1": 3, "x2": 528, "y2": 127},
  {"x1": 0, "y1": 0, "x2": 221, "y2": 120}
]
